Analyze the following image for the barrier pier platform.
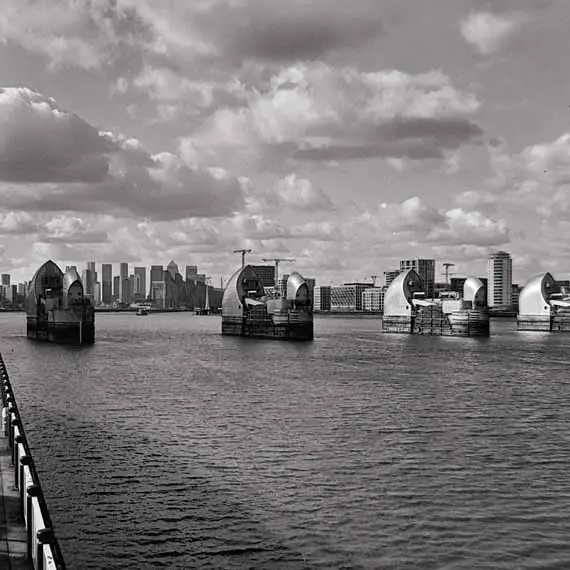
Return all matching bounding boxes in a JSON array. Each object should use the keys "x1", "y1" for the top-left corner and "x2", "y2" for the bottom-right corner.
[{"x1": 0, "y1": 353, "x2": 66, "y2": 570}]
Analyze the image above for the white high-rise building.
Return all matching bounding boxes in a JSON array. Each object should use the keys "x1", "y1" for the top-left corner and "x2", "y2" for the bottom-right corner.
[{"x1": 488, "y1": 251, "x2": 512, "y2": 307}]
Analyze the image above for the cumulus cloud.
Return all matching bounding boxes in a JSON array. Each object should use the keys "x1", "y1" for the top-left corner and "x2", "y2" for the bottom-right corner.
[
  {"x1": 355, "y1": 197, "x2": 509, "y2": 248},
  {"x1": 0, "y1": 0, "x2": 148, "y2": 69},
  {"x1": 249, "y1": 174, "x2": 335, "y2": 212},
  {"x1": 39, "y1": 215, "x2": 109, "y2": 243},
  {"x1": 460, "y1": 12, "x2": 527, "y2": 55},
  {"x1": 180, "y1": 63, "x2": 482, "y2": 169},
  {"x1": 0, "y1": 88, "x2": 114, "y2": 183},
  {"x1": 488, "y1": 132, "x2": 570, "y2": 219},
  {"x1": 0, "y1": 211, "x2": 38, "y2": 234},
  {"x1": 0, "y1": 88, "x2": 245, "y2": 220},
  {"x1": 2, "y1": 0, "x2": 380, "y2": 72}
]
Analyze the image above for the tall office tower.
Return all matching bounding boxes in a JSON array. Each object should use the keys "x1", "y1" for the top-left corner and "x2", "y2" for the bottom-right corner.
[
  {"x1": 129, "y1": 274, "x2": 137, "y2": 299},
  {"x1": 488, "y1": 251, "x2": 512, "y2": 307},
  {"x1": 278, "y1": 274, "x2": 289, "y2": 296},
  {"x1": 399, "y1": 259, "x2": 436, "y2": 298},
  {"x1": 150, "y1": 265, "x2": 164, "y2": 283},
  {"x1": 119, "y1": 262, "x2": 128, "y2": 302},
  {"x1": 134, "y1": 267, "x2": 146, "y2": 299},
  {"x1": 113, "y1": 275, "x2": 120, "y2": 299},
  {"x1": 167, "y1": 260, "x2": 179, "y2": 280},
  {"x1": 384, "y1": 270, "x2": 400, "y2": 287},
  {"x1": 93, "y1": 282, "x2": 101, "y2": 306},
  {"x1": 82, "y1": 265, "x2": 95, "y2": 297},
  {"x1": 102, "y1": 263, "x2": 113, "y2": 304},
  {"x1": 87, "y1": 261, "x2": 97, "y2": 284},
  {"x1": 250, "y1": 265, "x2": 275, "y2": 288},
  {"x1": 150, "y1": 265, "x2": 165, "y2": 308},
  {"x1": 1, "y1": 274, "x2": 10, "y2": 287},
  {"x1": 122, "y1": 278, "x2": 131, "y2": 304},
  {"x1": 185, "y1": 265, "x2": 198, "y2": 280}
]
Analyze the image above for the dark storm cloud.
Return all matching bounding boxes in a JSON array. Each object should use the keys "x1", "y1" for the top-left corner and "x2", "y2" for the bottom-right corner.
[
  {"x1": 204, "y1": 1, "x2": 383, "y2": 63},
  {"x1": 0, "y1": 88, "x2": 246, "y2": 221},
  {"x1": 295, "y1": 118, "x2": 483, "y2": 162}
]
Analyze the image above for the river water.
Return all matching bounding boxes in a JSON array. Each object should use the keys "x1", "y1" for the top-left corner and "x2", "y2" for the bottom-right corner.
[{"x1": 1, "y1": 312, "x2": 570, "y2": 569}]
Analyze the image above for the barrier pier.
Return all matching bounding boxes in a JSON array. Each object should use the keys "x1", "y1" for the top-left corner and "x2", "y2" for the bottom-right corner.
[{"x1": 0, "y1": 353, "x2": 66, "y2": 569}]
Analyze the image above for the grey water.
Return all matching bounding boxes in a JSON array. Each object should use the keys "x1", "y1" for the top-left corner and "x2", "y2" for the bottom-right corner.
[{"x1": 1, "y1": 312, "x2": 570, "y2": 569}]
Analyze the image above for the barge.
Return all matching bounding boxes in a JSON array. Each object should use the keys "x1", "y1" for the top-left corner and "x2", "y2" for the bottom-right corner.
[
  {"x1": 27, "y1": 260, "x2": 95, "y2": 344},
  {"x1": 221, "y1": 265, "x2": 313, "y2": 340},
  {"x1": 382, "y1": 270, "x2": 489, "y2": 337},
  {"x1": 517, "y1": 272, "x2": 570, "y2": 331}
]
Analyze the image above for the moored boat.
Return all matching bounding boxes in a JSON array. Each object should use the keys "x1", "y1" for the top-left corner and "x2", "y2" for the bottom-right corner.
[{"x1": 26, "y1": 261, "x2": 95, "y2": 345}]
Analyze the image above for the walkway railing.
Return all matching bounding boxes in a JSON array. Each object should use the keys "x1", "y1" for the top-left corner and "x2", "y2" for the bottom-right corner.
[{"x1": 0, "y1": 353, "x2": 67, "y2": 570}]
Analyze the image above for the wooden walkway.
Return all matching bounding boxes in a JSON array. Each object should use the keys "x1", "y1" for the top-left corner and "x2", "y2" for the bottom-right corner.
[
  {"x1": 0, "y1": 422, "x2": 32, "y2": 569},
  {"x1": 0, "y1": 353, "x2": 66, "y2": 570}
]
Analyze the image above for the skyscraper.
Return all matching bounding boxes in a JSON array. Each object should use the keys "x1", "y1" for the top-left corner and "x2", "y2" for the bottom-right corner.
[
  {"x1": 113, "y1": 275, "x2": 120, "y2": 300},
  {"x1": 87, "y1": 261, "x2": 97, "y2": 283},
  {"x1": 488, "y1": 251, "x2": 512, "y2": 307},
  {"x1": 399, "y1": 259, "x2": 436, "y2": 298},
  {"x1": 150, "y1": 265, "x2": 165, "y2": 308},
  {"x1": 93, "y1": 282, "x2": 101, "y2": 306},
  {"x1": 134, "y1": 267, "x2": 146, "y2": 300},
  {"x1": 120, "y1": 262, "x2": 129, "y2": 302},
  {"x1": 250, "y1": 265, "x2": 275, "y2": 288},
  {"x1": 384, "y1": 270, "x2": 400, "y2": 287},
  {"x1": 102, "y1": 263, "x2": 113, "y2": 304},
  {"x1": 185, "y1": 265, "x2": 198, "y2": 280},
  {"x1": 1, "y1": 274, "x2": 10, "y2": 287},
  {"x1": 82, "y1": 262, "x2": 95, "y2": 298}
]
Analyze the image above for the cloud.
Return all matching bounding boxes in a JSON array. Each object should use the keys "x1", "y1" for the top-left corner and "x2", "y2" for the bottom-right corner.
[
  {"x1": 0, "y1": 0, "x2": 148, "y2": 69},
  {"x1": 0, "y1": 88, "x2": 245, "y2": 220},
  {"x1": 39, "y1": 215, "x2": 109, "y2": 243},
  {"x1": 0, "y1": 211, "x2": 38, "y2": 234},
  {"x1": 129, "y1": 66, "x2": 249, "y2": 121},
  {"x1": 133, "y1": 67, "x2": 211, "y2": 102},
  {"x1": 0, "y1": 88, "x2": 114, "y2": 183},
  {"x1": 246, "y1": 174, "x2": 335, "y2": 212},
  {"x1": 180, "y1": 63, "x2": 482, "y2": 169},
  {"x1": 460, "y1": 12, "x2": 527, "y2": 55},
  {"x1": 208, "y1": 0, "x2": 383, "y2": 63},
  {"x1": 487, "y1": 132, "x2": 570, "y2": 220},
  {"x1": 355, "y1": 197, "x2": 509, "y2": 248}
]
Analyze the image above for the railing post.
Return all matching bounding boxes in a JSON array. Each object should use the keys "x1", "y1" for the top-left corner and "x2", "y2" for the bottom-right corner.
[
  {"x1": 14, "y1": 434, "x2": 25, "y2": 482},
  {"x1": 27, "y1": 485, "x2": 41, "y2": 560},
  {"x1": 36, "y1": 528, "x2": 55, "y2": 570},
  {"x1": 20, "y1": 455, "x2": 33, "y2": 515},
  {"x1": 9, "y1": 413, "x2": 18, "y2": 449}
]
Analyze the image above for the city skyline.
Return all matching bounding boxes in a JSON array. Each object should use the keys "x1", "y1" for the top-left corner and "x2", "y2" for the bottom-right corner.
[{"x1": 1, "y1": 1, "x2": 570, "y2": 286}]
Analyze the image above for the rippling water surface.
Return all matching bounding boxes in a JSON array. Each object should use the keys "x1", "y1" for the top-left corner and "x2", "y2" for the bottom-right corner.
[{"x1": 1, "y1": 312, "x2": 570, "y2": 569}]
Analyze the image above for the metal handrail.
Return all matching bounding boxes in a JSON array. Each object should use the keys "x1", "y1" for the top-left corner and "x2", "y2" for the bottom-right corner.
[{"x1": 0, "y1": 353, "x2": 67, "y2": 570}]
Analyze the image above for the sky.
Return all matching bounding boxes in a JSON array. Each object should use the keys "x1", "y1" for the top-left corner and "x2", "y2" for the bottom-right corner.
[{"x1": 1, "y1": 0, "x2": 570, "y2": 287}]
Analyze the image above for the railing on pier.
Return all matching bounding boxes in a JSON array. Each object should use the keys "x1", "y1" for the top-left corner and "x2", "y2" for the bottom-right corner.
[{"x1": 0, "y1": 353, "x2": 67, "y2": 570}]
